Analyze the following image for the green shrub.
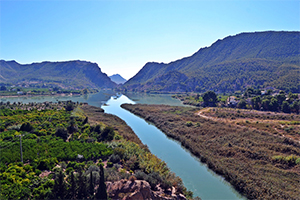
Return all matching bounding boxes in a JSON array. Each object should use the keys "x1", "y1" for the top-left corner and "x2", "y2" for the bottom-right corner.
[
  {"x1": 106, "y1": 162, "x2": 113, "y2": 168},
  {"x1": 109, "y1": 154, "x2": 121, "y2": 163},
  {"x1": 186, "y1": 121, "x2": 193, "y2": 127}
]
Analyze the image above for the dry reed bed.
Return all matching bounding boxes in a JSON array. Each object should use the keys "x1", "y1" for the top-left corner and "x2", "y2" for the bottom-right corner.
[{"x1": 122, "y1": 104, "x2": 300, "y2": 200}]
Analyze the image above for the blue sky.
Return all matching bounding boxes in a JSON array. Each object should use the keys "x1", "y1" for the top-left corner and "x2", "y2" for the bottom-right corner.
[{"x1": 1, "y1": 0, "x2": 299, "y2": 80}]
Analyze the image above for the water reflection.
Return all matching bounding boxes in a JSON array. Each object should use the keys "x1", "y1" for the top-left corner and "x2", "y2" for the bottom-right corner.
[{"x1": 124, "y1": 92, "x2": 185, "y2": 106}]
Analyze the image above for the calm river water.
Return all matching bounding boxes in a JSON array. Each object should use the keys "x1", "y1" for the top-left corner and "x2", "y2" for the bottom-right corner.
[{"x1": 1, "y1": 92, "x2": 246, "y2": 200}]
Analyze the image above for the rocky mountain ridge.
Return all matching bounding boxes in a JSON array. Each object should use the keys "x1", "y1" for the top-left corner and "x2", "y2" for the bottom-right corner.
[
  {"x1": 0, "y1": 60, "x2": 117, "y2": 89},
  {"x1": 124, "y1": 31, "x2": 300, "y2": 93}
]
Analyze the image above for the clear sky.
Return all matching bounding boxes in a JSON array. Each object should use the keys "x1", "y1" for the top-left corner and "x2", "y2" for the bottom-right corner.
[{"x1": 1, "y1": 0, "x2": 299, "y2": 80}]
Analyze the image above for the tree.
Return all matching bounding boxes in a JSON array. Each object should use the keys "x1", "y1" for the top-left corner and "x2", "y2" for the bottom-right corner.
[
  {"x1": 67, "y1": 119, "x2": 78, "y2": 134},
  {"x1": 94, "y1": 124, "x2": 101, "y2": 133},
  {"x1": 95, "y1": 164, "x2": 107, "y2": 200},
  {"x1": 237, "y1": 99, "x2": 247, "y2": 109},
  {"x1": 65, "y1": 101, "x2": 75, "y2": 111},
  {"x1": 77, "y1": 171, "x2": 88, "y2": 199},
  {"x1": 202, "y1": 91, "x2": 218, "y2": 106},
  {"x1": 276, "y1": 91, "x2": 286, "y2": 105},
  {"x1": 251, "y1": 96, "x2": 261, "y2": 110},
  {"x1": 281, "y1": 101, "x2": 290, "y2": 113},
  {"x1": 261, "y1": 99, "x2": 270, "y2": 111},
  {"x1": 20, "y1": 122, "x2": 33, "y2": 132},
  {"x1": 269, "y1": 98, "x2": 279, "y2": 111},
  {"x1": 53, "y1": 170, "x2": 66, "y2": 199},
  {"x1": 55, "y1": 127, "x2": 68, "y2": 141},
  {"x1": 89, "y1": 171, "x2": 94, "y2": 198},
  {"x1": 68, "y1": 171, "x2": 77, "y2": 199},
  {"x1": 101, "y1": 126, "x2": 115, "y2": 141},
  {"x1": 83, "y1": 117, "x2": 88, "y2": 125},
  {"x1": 0, "y1": 86, "x2": 7, "y2": 91},
  {"x1": 290, "y1": 101, "x2": 300, "y2": 114}
]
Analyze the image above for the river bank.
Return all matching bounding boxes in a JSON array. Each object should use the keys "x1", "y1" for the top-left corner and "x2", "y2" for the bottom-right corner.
[{"x1": 122, "y1": 103, "x2": 300, "y2": 200}]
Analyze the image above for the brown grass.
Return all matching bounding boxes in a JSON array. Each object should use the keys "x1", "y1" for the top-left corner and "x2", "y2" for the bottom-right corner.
[{"x1": 122, "y1": 104, "x2": 300, "y2": 200}]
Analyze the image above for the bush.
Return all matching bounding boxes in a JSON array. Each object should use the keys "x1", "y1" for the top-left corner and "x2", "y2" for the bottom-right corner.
[
  {"x1": 66, "y1": 167, "x2": 74, "y2": 174},
  {"x1": 94, "y1": 124, "x2": 101, "y2": 133},
  {"x1": 20, "y1": 122, "x2": 33, "y2": 132},
  {"x1": 65, "y1": 101, "x2": 75, "y2": 111},
  {"x1": 106, "y1": 162, "x2": 113, "y2": 168},
  {"x1": 109, "y1": 154, "x2": 121, "y2": 163},
  {"x1": 135, "y1": 171, "x2": 148, "y2": 180},
  {"x1": 55, "y1": 127, "x2": 68, "y2": 141},
  {"x1": 186, "y1": 121, "x2": 193, "y2": 127},
  {"x1": 101, "y1": 126, "x2": 115, "y2": 141}
]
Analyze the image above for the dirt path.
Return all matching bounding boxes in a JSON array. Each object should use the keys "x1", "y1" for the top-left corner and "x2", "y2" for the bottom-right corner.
[{"x1": 195, "y1": 108, "x2": 300, "y2": 144}]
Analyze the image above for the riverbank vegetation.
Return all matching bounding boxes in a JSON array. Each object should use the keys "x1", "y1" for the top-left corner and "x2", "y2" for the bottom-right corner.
[
  {"x1": 0, "y1": 84, "x2": 98, "y2": 97},
  {"x1": 0, "y1": 101, "x2": 191, "y2": 199},
  {"x1": 173, "y1": 88, "x2": 300, "y2": 114},
  {"x1": 122, "y1": 103, "x2": 300, "y2": 200}
]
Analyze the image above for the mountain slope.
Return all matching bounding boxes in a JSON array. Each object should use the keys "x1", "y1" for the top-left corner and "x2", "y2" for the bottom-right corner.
[
  {"x1": 0, "y1": 60, "x2": 117, "y2": 89},
  {"x1": 124, "y1": 31, "x2": 300, "y2": 93},
  {"x1": 109, "y1": 74, "x2": 127, "y2": 84}
]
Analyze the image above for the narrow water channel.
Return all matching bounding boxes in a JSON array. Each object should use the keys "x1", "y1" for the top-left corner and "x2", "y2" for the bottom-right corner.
[{"x1": 102, "y1": 95, "x2": 245, "y2": 200}]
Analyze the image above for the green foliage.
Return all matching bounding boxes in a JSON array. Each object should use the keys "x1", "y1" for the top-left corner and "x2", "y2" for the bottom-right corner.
[
  {"x1": 186, "y1": 121, "x2": 193, "y2": 127},
  {"x1": 203, "y1": 91, "x2": 218, "y2": 106},
  {"x1": 20, "y1": 122, "x2": 33, "y2": 132},
  {"x1": 0, "y1": 102, "x2": 190, "y2": 199},
  {"x1": 282, "y1": 101, "x2": 291, "y2": 113},
  {"x1": 33, "y1": 157, "x2": 58, "y2": 171},
  {"x1": 55, "y1": 127, "x2": 68, "y2": 141},
  {"x1": 95, "y1": 164, "x2": 107, "y2": 200},
  {"x1": 65, "y1": 101, "x2": 75, "y2": 111},
  {"x1": 237, "y1": 99, "x2": 247, "y2": 109}
]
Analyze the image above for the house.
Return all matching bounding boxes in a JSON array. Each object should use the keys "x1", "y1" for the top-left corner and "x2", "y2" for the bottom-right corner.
[{"x1": 227, "y1": 96, "x2": 238, "y2": 107}]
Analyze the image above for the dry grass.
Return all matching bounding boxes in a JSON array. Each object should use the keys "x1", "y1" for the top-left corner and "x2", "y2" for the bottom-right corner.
[{"x1": 122, "y1": 104, "x2": 300, "y2": 200}]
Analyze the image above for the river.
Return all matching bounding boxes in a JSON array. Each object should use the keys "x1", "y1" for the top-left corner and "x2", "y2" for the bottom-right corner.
[{"x1": 1, "y1": 92, "x2": 246, "y2": 200}]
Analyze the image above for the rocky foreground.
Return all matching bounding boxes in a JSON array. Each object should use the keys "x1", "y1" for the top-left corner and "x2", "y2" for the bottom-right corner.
[{"x1": 107, "y1": 179, "x2": 187, "y2": 200}]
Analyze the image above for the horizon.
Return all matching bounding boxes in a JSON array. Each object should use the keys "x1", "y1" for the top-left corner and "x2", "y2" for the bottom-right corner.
[
  {"x1": 1, "y1": 0, "x2": 299, "y2": 80},
  {"x1": 2, "y1": 29, "x2": 299, "y2": 81}
]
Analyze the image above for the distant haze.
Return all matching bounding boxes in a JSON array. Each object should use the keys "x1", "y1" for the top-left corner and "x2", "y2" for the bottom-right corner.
[{"x1": 109, "y1": 74, "x2": 127, "y2": 85}]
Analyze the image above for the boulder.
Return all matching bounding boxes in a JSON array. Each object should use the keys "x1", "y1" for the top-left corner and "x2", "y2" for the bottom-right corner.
[{"x1": 106, "y1": 179, "x2": 187, "y2": 200}]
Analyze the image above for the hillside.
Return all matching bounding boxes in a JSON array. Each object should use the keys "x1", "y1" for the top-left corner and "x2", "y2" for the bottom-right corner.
[
  {"x1": 124, "y1": 31, "x2": 300, "y2": 93},
  {"x1": 109, "y1": 74, "x2": 127, "y2": 84},
  {"x1": 0, "y1": 60, "x2": 117, "y2": 89}
]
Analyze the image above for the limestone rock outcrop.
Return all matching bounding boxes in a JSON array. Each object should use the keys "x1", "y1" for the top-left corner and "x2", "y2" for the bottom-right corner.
[{"x1": 106, "y1": 179, "x2": 186, "y2": 200}]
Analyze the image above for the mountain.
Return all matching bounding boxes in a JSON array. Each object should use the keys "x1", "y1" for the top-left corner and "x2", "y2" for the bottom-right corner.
[
  {"x1": 0, "y1": 60, "x2": 117, "y2": 89},
  {"x1": 109, "y1": 74, "x2": 127, "y2": 84},
  {"x1": 124, "y1": 31, "x2": 300, "y2": 93}
]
